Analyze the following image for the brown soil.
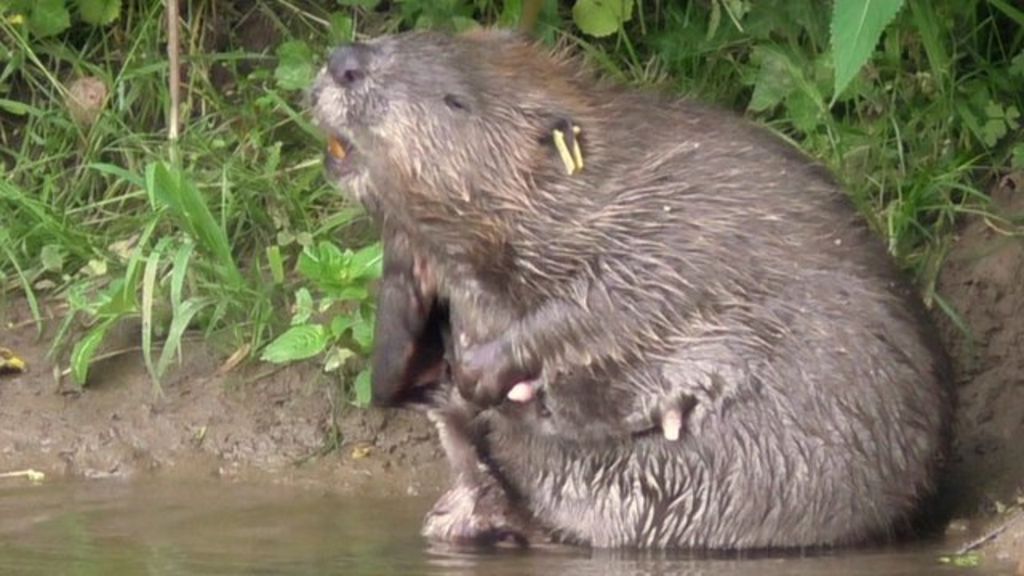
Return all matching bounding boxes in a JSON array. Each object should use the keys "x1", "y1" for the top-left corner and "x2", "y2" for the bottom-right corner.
[
  {"x1": 934, "y1": 174, "x2": 1024, "y2": 563},
  {"x1": 0, "y1": 306, "x2": 448, "y2": 499},
  {"x1": 2, "y1": 178, "x2": 1024, "y2": 564}
]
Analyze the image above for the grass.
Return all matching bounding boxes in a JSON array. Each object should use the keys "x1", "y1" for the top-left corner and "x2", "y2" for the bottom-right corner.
[{"x1": 0, "y1": 0, "x2": 1022, "y2": 401}]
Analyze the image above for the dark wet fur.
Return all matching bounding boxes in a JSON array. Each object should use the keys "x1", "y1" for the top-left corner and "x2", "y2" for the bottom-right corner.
[{"x1": 312, "y1": 28, "x2": 955, "y2": 549}]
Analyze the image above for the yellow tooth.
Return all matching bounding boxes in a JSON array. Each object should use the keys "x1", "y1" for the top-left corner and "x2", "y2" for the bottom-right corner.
[
  {"x1": 328, "y1": 137, "x2": 347, "y2": 160},
  {"x1": 571, "y1": 125, "x2": 584, "y2": 172},
  {"x1": 552, "y1": 128, "x2": 576, "y2": 175}
]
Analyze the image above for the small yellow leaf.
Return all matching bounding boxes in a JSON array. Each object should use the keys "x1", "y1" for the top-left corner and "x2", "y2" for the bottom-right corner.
[{"x1": 350, "y1": 445, "x2": 372, "y2": 459}]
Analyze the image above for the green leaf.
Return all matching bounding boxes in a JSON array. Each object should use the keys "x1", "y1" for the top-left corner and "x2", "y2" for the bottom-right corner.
[
  {"x1": 291, "y1": 288, "x2": 314, "y2": 326},
  {"x1": 328, "y1": 12, "x2": 354, "y2": 45},
  {"x1": 0, "y1": 98, "x2": 36, "y2": 116},
  {"x1": 323, "y1": 346, "x2": 355, "y2": 373},
  {"x1": 145, "y1": 162, "x2": 243, "y2": 289},
  {"x1": 353, "y1": 368, "x2": 372, "y2": 407},
  {"x1": 1010, "y1": 52, "x2": 1024, "y2": 78},
  {"x1": 70, "y1": 319, "x2": 113, "y2": 387},
  {"x1": 785, "y1": 90, "x2": 823, "y2": 134},
  {"x1": 748, "y1": 48, "x2": 796, "y2": 112},
  {"x1": 169, "y1": 240, "x2": 194, "y2": 312},
  {"x1": 336, "y1": 0, "x2": 381, "y2": 8},
  {"x1": 40, "y1": 244, "x2": 63, "y2": 273},
  {"x1": 261, "y1": 324, "x2": 329, "y2": 363},
  {"x1": 348, "y1": 242, "x2": 383, "y2": 280},
  {"x1": 830, "y1": 0, "x2": 905, "y2": 99},
  {"x1": 156, "y1": 297, "x2": 212, "y2": 380},
  {"x1": 267, "y1": 245, "x2": 284, "y2": 284},
  {"x1": 1011, "y1": 144, "x2": 1024, "y2": 170},
  {"x1": 350, "y1": 310, "x2": 374, "y2": 352},
  {"x1": 141, "y1": 240, "x2": 170, "y2": 391},
  {"x1": 274, "y1": 41, "x2": 314, "y2": 91},
  {"x1": 28, "y1": 0, "x2": 71, "y2": 38},
  {"x1": 451, "y1": 16, "x2": 480, "y2": 32},
  {"x1": 330, "y1": 313, "x2": 357, "y2": 338},
  {"x1": 79, "y1": 0, "x2": 120, "y2": 25},
  {"x1": 572, "y1": 0, "x2": 634, "y2": 38}
]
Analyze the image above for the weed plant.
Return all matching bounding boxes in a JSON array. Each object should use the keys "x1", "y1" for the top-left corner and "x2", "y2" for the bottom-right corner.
[{"x1": 0, "y1": 0, "x2": 1021, "y2": 404}]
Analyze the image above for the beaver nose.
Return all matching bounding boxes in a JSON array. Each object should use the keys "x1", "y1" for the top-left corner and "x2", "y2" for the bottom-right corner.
[{"x1": 328, "y1": 43, "x2": 371, "y2": 87}]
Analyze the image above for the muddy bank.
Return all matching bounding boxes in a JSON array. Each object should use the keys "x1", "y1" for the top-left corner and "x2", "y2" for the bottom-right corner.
[
  {"x1": 0, "y1": 309, "x2": 448, "y2": 499},
  {"x1": 935, "y1": 175, "x2": 1024, "y2": 563},
  {"x1": 1, "y1": 180, "x2": 1024, "y2": 562}
]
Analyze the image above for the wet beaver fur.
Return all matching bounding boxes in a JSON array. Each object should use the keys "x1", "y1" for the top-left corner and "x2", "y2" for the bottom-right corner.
[{"x1": 311, "y1": 28, "x2": 953, "y2": 550}]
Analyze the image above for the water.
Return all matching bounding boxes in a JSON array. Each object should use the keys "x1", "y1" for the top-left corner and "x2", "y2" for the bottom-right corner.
[{"x1": 0, "y1": 479, "x2": 1009, "y2": 576}]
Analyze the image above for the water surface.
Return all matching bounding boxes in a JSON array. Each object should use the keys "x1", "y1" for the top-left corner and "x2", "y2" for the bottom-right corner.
[{"x1": 0, "y1": 479, "x2": 1007, "y2": 575}]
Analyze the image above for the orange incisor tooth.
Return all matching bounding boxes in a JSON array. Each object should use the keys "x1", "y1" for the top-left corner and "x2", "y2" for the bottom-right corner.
[{"x1": 328, "y1": 137, "x2": 347, "y2": 160}]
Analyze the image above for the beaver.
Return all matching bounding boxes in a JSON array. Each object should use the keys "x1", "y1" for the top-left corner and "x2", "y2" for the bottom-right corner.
[{"x1": 311, "y1": 28, "x2": 953, "y2": 549}]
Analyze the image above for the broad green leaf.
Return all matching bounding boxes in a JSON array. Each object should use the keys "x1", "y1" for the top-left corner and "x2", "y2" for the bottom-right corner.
[
  {"x1": 169, "y1": 240, "x2": 194, "y2": 312},
  {"x1": 706, "y1": 0, "x2": 722, "y2": 40},
  {"x1": 291, "y1": 288, "x2": 314, "y2": 326},
  {"x1": 334, "y1": 285, "x2": 368, "y2": 302},
  {"x1": 354, "y1": 368, "x2": 372, "y2": 407},
  {"x1": 330, "y1": 313, "x2": 358, "y2": 338},
  {"x1": 145, "y1": 162, "x2": 243, "y2": 288},
  {"x1": 0, "y1": 98, "x2": 35, "y2": 115},
  {"x1": 1011, "y1": 144, "x2": 1024, "y2": 170},
  {"x1": 323, "y1": 346, "x2": 355, "y2": 373},
  {"x1": 350, "y1": 311, "x2": 374, "y2": 352},
  {"x1": 785, "y1": 90, "x2": 822, "y2": 134},
  {"x1": 79, "y1": 0, "x2": 120, "y2": 25},
  {"x1": 831, "y1": 0, "x2": 905, "y2": 99},
  {"x1": 572, "y1": 0, "x2": 634, "y2": 38},
  {"x1": 748, "y1": 47, "x2": 796, "y2": 112},
  {"x1": 70, "y1": 319, "x2": 113, "y2": 387},
  {"x1": 274, "y1": 41, "x2": 314, "y2": 91},
  {"x1": 28, "y1": 0, "x2": 71, "y2": 38},
  {"x1": 1011, "y1": 52, "x2": 1024, "y2": 78},
  {"x1": 40, "y1": 244, "x2": 63, "y2": 272},
  {"x1": 261, "y1": 324, "x2": 329, "y2": 363},
  {"x1": 328, "y1": 12, "x2": 354, "y2": 45},
  {"x1": 451, "y1": 16, "x2": 480, "y2": 32},
  {"x1": 348, "y1": 242, "x2": 383, "y2": 280},
  {"x1": 156, "y1": 297, "x2": 213, "y2": 380},
  {"x1": 141, "y1": 239, "x2": 171, "y2": 390}
]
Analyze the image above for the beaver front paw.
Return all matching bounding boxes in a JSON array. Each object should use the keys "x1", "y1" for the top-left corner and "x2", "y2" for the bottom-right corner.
[
  {"x1": 422, "y1": 480, "x2": 530, "y2": 548},
  {"x1": 454, "y1": 338, "x2": 540, "y2": 407}
]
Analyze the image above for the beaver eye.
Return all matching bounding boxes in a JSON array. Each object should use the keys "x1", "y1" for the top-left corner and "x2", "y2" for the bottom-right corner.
[{"x1": 444, "y1": 94, "x2": 471, "y2": 113}]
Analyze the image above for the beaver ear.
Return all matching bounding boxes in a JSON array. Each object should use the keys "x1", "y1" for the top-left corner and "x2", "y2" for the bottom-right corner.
[{"x1": 536, "y1": 114, "x2": 585, "y2": 176}]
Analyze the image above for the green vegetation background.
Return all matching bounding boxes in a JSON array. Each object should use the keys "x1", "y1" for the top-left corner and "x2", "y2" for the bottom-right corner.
[{"x1": 1, "y1": 0, "x2": 1022, "y2": 405}]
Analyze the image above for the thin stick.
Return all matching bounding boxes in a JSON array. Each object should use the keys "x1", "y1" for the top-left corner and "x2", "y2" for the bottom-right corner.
[
  {"x1": 955, "y1": 518, "x2": 1014, "y2": 555},
  {"x1": 166, "y1": 0, "x2": 181, "y2": 143}
]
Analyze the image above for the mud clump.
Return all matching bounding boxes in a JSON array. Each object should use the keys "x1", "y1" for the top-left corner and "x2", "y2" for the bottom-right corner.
[{"x1": 312, "y1": 28, "x2": 953, "y2": 549}]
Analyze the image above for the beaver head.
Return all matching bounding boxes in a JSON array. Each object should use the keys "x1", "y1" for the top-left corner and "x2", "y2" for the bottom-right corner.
[{"x1": 310, "y1": 28, "x2": 604, "y2": 269}]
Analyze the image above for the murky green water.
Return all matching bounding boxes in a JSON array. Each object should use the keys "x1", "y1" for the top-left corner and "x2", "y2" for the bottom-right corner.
[{"x1": 0, "y1": 479, "x2": 1010, "y2": 576}]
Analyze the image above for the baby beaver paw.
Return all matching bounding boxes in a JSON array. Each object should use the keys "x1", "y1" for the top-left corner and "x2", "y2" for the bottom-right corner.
[
  {"x1": 422, "y1": 479, "x2": 530, "y2": 548},
  {"x1": 454, "y1": 338, "x2": 541, "y2": 408}
]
